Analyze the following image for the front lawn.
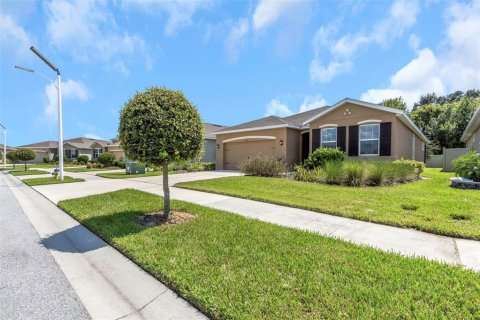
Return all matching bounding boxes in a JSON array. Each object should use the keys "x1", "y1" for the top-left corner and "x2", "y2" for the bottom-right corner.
[
  {"x1": 22, "y1": 176, "x2": 85, "y2": 186},
  {"x1": 65, "y1": 166, "x2": 120, "y2": 172},
  {"x1": 58, "y1": 189, "x2": 479, "y2": 319},
  {"x1": 97, "y1": 170, "x2": 185, "y2": 179},
  {"x1": 176, "y1": 168, "x2": 480, "y2": 240},
  {"x1": 10, "y1": 169, "x2": 49, "y2": 176}
]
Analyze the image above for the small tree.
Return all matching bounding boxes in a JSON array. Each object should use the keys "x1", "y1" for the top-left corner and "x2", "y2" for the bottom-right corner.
[
  {"x1": 97, "y1": 152, "x2": 116, "y2": 167},
  {"x1": 119, "y1": 87, "x2": 203, "y2": 218},
  {"x1": 6, "y1": 151, "x2": 17, "y2": 169},
  {"x1": 77, "y1": 155, "x2": 89, "y2": 164},
  {"x1": 15, "y1": 148, "x2": 36, "y2": 170},
  {"x1": 381, "y1": 97, "x2": 407, "y2": 111}
]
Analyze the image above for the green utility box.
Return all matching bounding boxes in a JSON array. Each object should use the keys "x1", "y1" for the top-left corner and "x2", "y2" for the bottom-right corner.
[{"x1": 125, "y1": 161, "x2": 146, "y2": 174}]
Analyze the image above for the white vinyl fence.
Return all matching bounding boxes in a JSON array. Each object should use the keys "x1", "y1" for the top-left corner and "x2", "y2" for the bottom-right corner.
[{"x1": 427, "y1": 148, "x2": 469, "y2": 172}]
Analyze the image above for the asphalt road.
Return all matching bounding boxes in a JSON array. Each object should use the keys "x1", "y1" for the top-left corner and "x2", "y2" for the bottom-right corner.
[{"x1": 0, "y1": 173, "x2": 89, "y2": 320}]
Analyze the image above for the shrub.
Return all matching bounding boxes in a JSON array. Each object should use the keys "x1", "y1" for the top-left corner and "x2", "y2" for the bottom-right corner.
[
  {"x1": 86, "y1": 162, "x2": 93, "y2": 169},
  {"x1": 393, "y1": 159, "x2": 425, "y2": 176},
  {"x1": 344, "y1": 161, "x2": 367, "y2": 186},
  {"x1": 303, "y1": 147, "x2": 345, "y2": 169},
  {"x1": 388, "y1": 162, "x2": 416, "y2": 182},
  {"x1": 43, "y1": 157, "x2": 49, "y2": 164},
  {"x1": 77, "y1": 155, "x2": 89, "y2": 164},
  {"x1": 239, "y1": 154, "x2": 287, "y2": 177},
  {"x1": 94, "y1": 162, "x2": 102, "y2": 169},
  {"x1": 116, "y1": 158, "x2": 126, "y2": 169},
  {"x1": 97, "y1": 152, "x2": 116, "y2": 167},
  {"x1": 186, "y1": 162, "x2": 204, "y2": 172},
  {"x1": 452, "y1": 151, "x2": 480, "y2": 181},
  {"x1": 203, "y1": 162, "x2": 215, "y2": 171},
  {"x1": 323, "y1": 161, "x2": 344, "y2": 184},
  {"x1": 293, "y1": 165, "x2": 325, "y2": 183},
  {"x1": 366, "y1": 161, "x2": 389, "y2": 186}
]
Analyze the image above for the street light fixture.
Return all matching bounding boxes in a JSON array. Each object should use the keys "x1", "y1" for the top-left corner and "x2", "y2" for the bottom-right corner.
[
  {"x1": 0, "y1": 124, "x2": 6, "y2": 168},
  {"x1": 14, "y1": 46, "x2": 64, "y2": 180}
]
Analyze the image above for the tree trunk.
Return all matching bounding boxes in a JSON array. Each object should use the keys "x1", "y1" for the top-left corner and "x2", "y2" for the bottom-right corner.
[
  {"x1": 24, "y1": 162, "x2": 27, "y2": 171},
  {"x1": 13, "y1": 161, "x2": 16, "y2": 169},
  {"x1": 162, "y1": 162, "x2": 170, "y2": 219}
]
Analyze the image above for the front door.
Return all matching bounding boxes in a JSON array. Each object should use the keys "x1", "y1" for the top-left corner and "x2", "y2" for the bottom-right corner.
[{"x1": 301, "y1": 132, "x2": 310, "y2": 163}]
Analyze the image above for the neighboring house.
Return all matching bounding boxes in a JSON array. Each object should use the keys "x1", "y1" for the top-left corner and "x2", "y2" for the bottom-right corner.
[
  {"x1": 17, "y1": 137, "x2": 112, "y2": 163},
  {"x1": 461, "y1": 107, "x2": 480, "y2": 152},
  {"x1": 214, "y1": 98, "x2": 429, "y2": 170},
  {"x1": 0, "y1": 144, "x2": 16, "y2": 153},
  {"x1": 105, "y1": 123, "x2": 226, "y2": 162}
]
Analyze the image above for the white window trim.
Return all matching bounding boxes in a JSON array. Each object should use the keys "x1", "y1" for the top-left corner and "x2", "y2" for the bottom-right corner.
[
  {"x1": 359, "y1": 123, "x2": 380, "y2": 156},
  {"x1": 320, "y1": 127, "x2": 337, "y2": 148},
  {"x1": 357, "y1": 119, "x2": 382, "y2": 124},
  {"x1": 318, "y1": 123, "x2": 338, "y2": 128},
  {"x1": 223, "y1": 136, "x2": 276, "y2": 143}
]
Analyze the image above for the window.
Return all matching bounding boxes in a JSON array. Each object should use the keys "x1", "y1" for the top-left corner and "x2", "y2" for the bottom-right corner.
[
  {"x1": 321, "y1": 128, "x2": 337, "y2": 148},
  {"x1": 93, "y1": 148, "x2": 102, "y2": 159},
  {"x1": 359, "y1": 124, "x2": 380, "y2": 155}
]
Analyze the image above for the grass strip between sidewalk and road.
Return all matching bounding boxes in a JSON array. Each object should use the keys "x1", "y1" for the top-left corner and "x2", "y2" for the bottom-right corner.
[
  {"x1": 175, "y1": 168, "x2": 480, "y2": 240},
  {"x1": 22, "y1": 176, "x2": 85, "y2": 186},
  {"x1": 58, "y1": 189, "x2": 480, "y2": 320},
  {"x1": 96, "y1": 170, "x2": 185, "y2": 179},
  {"x1": 10, "y1": 169, "x2": 49, "y2": 176}
]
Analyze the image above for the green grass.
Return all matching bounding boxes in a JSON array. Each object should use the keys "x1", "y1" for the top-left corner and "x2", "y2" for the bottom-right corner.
[
  {"x1": 64, "y1": 166, "x2": 120, "y2": 172},
  {"x1": 10, "y1": 169, "x2": 49, "y2": 176},
  {"x1": 22, "y1": 176, "x2": 85, "y2": 186},
  {"x1": 97, "y1": 170, "x2": 185, "y2": 179},
  {"x1": 58, "y1": 189, "x2": 480, "y2": 319},
  {"x1": 176, "y1": 168, "x2": 480, "y2": 240}
]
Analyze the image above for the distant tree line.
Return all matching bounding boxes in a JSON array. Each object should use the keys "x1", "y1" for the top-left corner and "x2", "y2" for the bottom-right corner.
[{"x1": 380, "y1": 90, "x2": 480, "y2": 155}]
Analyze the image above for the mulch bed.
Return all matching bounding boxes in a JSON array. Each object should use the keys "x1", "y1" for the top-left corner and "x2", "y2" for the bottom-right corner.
[{"x1": 136, "y1": 211, "x2": 195, "y2": 227}]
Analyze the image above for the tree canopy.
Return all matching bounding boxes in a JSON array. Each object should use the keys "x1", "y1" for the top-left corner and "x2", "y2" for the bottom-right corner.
[
  {"x1": 412, "y1": 89, "x2": 480, "y2": 111},
  {"x1": 15, "y1": 148, "x2": 36, "y2": 170},
  {"x1": 410, "y1": 97, "x2": 479, "y2": 154},
  {"x1": 6, "y1": 151, "x2": 17, "y2": 168},
  {"x1": 119, "y1": 87, "x2": 203, "y2": 217},
  {"x1": 381, "y1": 97, "x2": 407, "y2": 111}
]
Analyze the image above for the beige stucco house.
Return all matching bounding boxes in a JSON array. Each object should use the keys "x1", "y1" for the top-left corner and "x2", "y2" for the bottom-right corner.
[
  {"x1": 17, "y1": 137, "x2": 112, "y2": 163},
  {"x1": 214, "y1": 98, "x2": 429, "y2": 170},
  {"x1": 461, "y1": 107, "x2": 480, "y2": 152}
]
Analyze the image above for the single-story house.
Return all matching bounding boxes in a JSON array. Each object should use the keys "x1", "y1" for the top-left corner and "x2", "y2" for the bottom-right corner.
[
  {"x1": 461, "y1": 107, "x2": 480, "y2": 152},
  {"x1": 214, "y1": 98, "x2": 429, "y2": 170},
  {"x1": 106, "y1": 123, "x2": 226, "y2": 162},
  {"x1": 17, "y1": 137, "x2": 112, "y2": 163}
]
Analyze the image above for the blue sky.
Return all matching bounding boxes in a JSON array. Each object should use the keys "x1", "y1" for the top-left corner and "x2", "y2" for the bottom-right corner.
[{"x1": 1, "y1": 0, "x2": 479, "y2": 146}]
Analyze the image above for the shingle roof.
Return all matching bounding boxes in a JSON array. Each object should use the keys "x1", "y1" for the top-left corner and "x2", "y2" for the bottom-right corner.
[
  {"x1": 215, "y1": 106, "x2": 330, "y2": 133},
  {"x1": 17, "y1": 137, "x2": 111, "y2": 149},
  {"x1": 203, "y1": 123, "x2": 227, "y2": 139}
]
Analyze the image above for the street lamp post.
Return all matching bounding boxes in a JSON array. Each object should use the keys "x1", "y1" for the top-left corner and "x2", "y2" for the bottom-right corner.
[
  {"x1": 0, "y1": 124, "x2": 6, "y2": 168},
  {"x1": 14, "y1": 47, "x2": 64, "y2": 180}
]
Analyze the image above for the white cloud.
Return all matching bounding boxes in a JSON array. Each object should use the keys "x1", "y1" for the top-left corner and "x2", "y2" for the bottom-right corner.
[
  {"x1": 408, "y1": 34, "x2": 420, "y2": 50},
  {"x1": 265, "y1": 99, "x2": 293, "y2": 117},
  {"x1": 360, "y1": 0, "x2": 480, "y2": 107},
  {"x1": 309, "y1": 59, "x2": 353, "y2": 83},
  {"x1": 45, "y1": 0, "x2": 147, "y2": 72},
  {"x1": 44, "y1": 79, "x2": 89, "y2": 121},
  {"x1": 252, "y1": 0, "x2": 304, "y2": 31},
  {"x1": 224, "y1": 18, "x2": 249, "y2": 63},
  {"x1": 299, "y1": 95, "x2": 327, "y2": 112},
  {"x1": 265, "y1": 95, "x2": 328, "y2": 116},
  {"x1": 0, "y1": 13, "x2": 33, "y2": 61},
  {"x1": 310, "y1": 0, "x2": 420, "y2": 83},
  {"x1": 121, "y1": 0, "x2": 213, "y2": 36}
]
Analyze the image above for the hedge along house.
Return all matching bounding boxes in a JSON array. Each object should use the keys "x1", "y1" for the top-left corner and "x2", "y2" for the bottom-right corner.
[{"x1": 214, "y1": 98, "x2": 429, "y2": 170}]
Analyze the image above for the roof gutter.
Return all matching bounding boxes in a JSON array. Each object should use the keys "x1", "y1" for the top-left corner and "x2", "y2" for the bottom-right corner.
[{"x1": 213, "y1": 124, "x2": 301, "y2": 135}]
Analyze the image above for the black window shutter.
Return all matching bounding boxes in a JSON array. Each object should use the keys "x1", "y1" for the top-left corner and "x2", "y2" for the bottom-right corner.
[
  {"x1": 380, "y1": 122, "x2": 392, "y2": 156},
  {"x1": 348, "y1": 125, "x2": 359, "y2": 156},
  {"x1": 337, "y1": 126, "x2": 346, "y2": 152},
  {"x1": 312, "y1": 129, "x2": 320, "y2": 151}
]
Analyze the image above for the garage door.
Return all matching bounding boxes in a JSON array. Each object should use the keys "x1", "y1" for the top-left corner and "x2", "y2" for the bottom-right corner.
[{"x1": 224, "y1": 140, "x2": 276, "y2": 170}]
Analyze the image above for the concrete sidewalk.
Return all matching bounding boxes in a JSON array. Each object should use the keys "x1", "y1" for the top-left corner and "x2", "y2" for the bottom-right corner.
[
  {"x1": 0, "y1": 174, "x2": 89, "y2": 320},
  {"x1": 3, "y1": 173, "x2": 207, "y2": 320},
  {"x1": 27, "y1": 170, "x2": 480, "y2": 272}
]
